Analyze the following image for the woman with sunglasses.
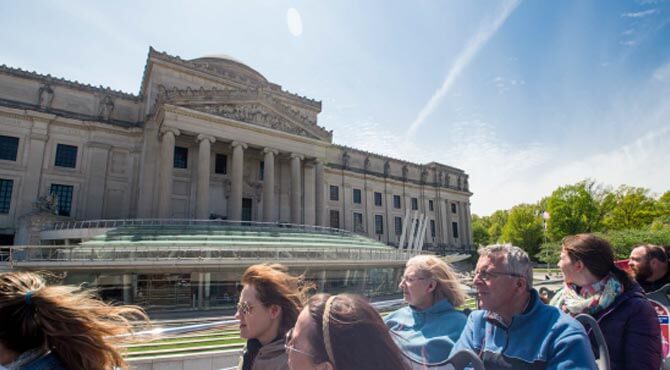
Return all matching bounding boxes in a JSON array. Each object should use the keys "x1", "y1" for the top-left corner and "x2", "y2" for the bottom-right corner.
[
  {"x1": 235, "y1": 264, "x2": 311, "y2": 370},
  {"x1": 384, "y1": 255, "x2": 468, "y2": 369},
  {"x1": 285, "y1": 293, "x2": 410, "y2": 370},
  {"x1": 550, "y1": 234, "x2": 662, "y2": 370}
]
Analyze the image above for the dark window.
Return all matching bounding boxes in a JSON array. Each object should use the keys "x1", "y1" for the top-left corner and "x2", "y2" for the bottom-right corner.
[
  {"x1": 452, "y1": 222, "x2": 459, "y2": 238},
  {"x1": 174, "y1": 146, "x2": 188, "y2": 168},
  {"x1": 411, "y1": 198, "x2": 418, "y2": 210},
  {"x1": 353, "y1": 189, "x2": 362, "y2": 204},
  {"x1": 0, "y1": 136, "x2": 19, "y2": 161},
  {"x1": 394, "y1": 217, "x2": 402, "y2": 235},
  {"x1": 50, "y1": 184, "x2": 73, "y2": 217},
  {"x1": 429, "y1": 200, "x2": 434, "y2": 211},
  {"x1": 375, "y1": 215, "x2": 384, "y2": 235},
  {"x1": 259, "y1": 161, "x2": 265, "y2": 180},
  {"x1": 330, "y1": 185, "x2": 339, "y2": 201},
  {"x1": 54, "y1": 144, "x2": 77, "y2": 168},
  {"x1": 353, "y1": 212, "x2": 364, "y2": 232},
  {"x1": 374, "y1": 192, "x2": 382, "y2": 206},
  {"x1": 393, "y1": 195, "x2": 401, "y2": 209},
  {"x1": 215, "y1": 154, "x2": 227, "y2": 174},
  {"x1": 330, "y1": 210, "x2": 340, "y2": 229},
  {"x1": 430, "y1": 220, "x2": 436, "y2": 238},
  {"x1": 451, "y1": 203, "x2": 457, "y2": 213},
  {"x1": 0, "y1": 179, "x2": 13, "y2": 213}
]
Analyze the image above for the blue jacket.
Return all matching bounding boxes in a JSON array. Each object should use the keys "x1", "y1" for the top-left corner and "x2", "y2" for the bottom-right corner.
[
  {"x1": 385, "y1": 298, "x2": 467, "y2": 367},
  {"x1": 21, "y1": 352, "x2": 68, "y2": 370},
  {"x1": 451, "y1": 289, "x2": 597, "y2": 370},
  {"x1": 590, "y1": 282, "x2": 662, "y2": 370}
]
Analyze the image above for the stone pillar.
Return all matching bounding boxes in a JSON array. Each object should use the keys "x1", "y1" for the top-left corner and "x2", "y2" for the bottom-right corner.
[
  {"x1": 19, "y1": 132, "x2": 48, "y2": 215},
  {"x1": 196, "y1": 134, "x2": 215, "y2": 219},
  {"x1": 123, "y1": 273, "x2": 133, "y2": 304},
  {"x1": 303, "y1": 161, "x2": 316, "y2": 225},
  {"x1": 315, "y1": 159, "x2": 326, "y2": 227},
  {"x1": 290, "y1": 153, "x2": 303, "y2": 224},
  {"x1": 228, "y1": 141, "x2": 247, "y2": 221},
  {"x1": 444, "y1": 199, "x2": 453, "y2": 246},
  {"x1": 262, "y1": 148, "x2": 278, "y2": 222},
  {"x1": 465, "y1": 202, "x2": 473, "y2": 248},
  {"x1": 85, "y1": 142, "x2": 111, "y2": 219},
  {"x1": 158, "y1": 127, "x2": 180, "y2": 218}
]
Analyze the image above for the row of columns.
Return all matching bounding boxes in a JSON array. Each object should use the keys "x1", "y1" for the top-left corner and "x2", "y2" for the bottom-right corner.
[{"x1": 158, "y1": 128, "x2": 326, "y2": 224}]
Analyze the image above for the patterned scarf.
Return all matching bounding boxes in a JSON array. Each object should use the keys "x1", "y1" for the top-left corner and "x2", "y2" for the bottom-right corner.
[{"x1": 550, "y1": 273, "x2": 622, "y2": 316}]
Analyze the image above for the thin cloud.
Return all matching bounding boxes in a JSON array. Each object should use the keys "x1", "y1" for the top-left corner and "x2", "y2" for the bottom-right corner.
[
  {"x1": 621, "y1": 9, "x2": 658, "y2": 18},
  {"x1": 653, "y1": 61, "x2": 670, "y2": 80},
  {"x1": 407, "y1": 0, "x2": 521, "y2": 136}
]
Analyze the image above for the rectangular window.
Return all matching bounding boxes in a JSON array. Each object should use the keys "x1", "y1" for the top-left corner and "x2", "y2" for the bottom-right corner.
[
  {"x1": 330, "y1": 185, "x2": 339, "y2": 201},
  {"x1": 330, "y1": 210, "x2": 340, "y2": 229},
  {"x1": 54, "y1": 144, "x2": 77, "y2": 168},
  {"x1": 375, "y1": 215, "x2": 384, "y2": 235},
  {"x1": 429, "y1": 200, "x2": 434, "y2": 211},
  {"x1": 452, "y1": 222, "x2": 459, "y2": 238},
  {"x1": 353, "y1": 188, "x2": 362, "y2": 204},
  {"x1": 173, "y1": 146, "x2": 188, "y2": 169},
  {"x1": 353, "y1": 212, "x2": 364, "y2": 233},
  {"x1": 0, "y1": 179, "x2": 13, "y2": 213},
  {"x1": 451, "y1": 203, "x2": 457, "y2": 213},
  {"x1": 374, "y1": 192, "x2": 382, "y2": 206},
  {"x1": 411, "y1": 198, "x2": 418, "y2": 210},
  {"x1": 394, "y1": 216, "x2": 402, "y2": 235},
  {"x1": 259, "y1": 161, "x2": 265, "y2": 180},
  {"x1": 393, "y1": 195, "x2": 401, "y2": 209},
  {"x1": 430, "y1": 220, "x2": 436, "y2": 238},
  {"x1": 215, "y1": 154, "x2": 227, "y2": 174},
  {"x1": 50, "y1": 184, "x2": 73, "y2": 217},
  {"x1": 0, "y1": 136, "x2": 19, "y2": 161}
]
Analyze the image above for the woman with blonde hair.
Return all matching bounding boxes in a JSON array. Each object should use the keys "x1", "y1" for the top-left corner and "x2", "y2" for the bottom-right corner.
[
  {"x1": 0, "y1": 271, "x2": 148, "y2": 370},
  {"x1": 384, "y1": 255, "x2": 468, "y2": 369},
  {"x1": 236, "y1": 264, "x2": 311, "y2": 370}
]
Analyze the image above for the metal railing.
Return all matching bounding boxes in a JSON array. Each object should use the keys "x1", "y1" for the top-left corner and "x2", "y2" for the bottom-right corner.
[{"x1": 43, "y1": 218, "x2": 356, "y2": 237}]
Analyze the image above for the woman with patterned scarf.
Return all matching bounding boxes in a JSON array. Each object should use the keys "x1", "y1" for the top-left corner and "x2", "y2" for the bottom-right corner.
[{"x1": 550, "y1": 234, "x2": 662, "y2": 370}]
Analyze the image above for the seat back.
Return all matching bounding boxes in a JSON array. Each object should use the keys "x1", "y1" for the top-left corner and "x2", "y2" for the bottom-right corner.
[{"x1": 575, "y1": 314, "x2": 610, "y2": 370}]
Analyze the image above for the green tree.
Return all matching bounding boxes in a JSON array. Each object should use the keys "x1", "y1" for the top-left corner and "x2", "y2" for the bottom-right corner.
[
  {"x1": 603, "y1": 186, "x2": 658, "y2": 230},
  {"x1": 501, "y1": 204, "x2": 544, "y2": 257},
  {"x1": 471, "y1": 214, "x2": 490, "y2": 247},
  {"x1": 487, "y1": 210, "x2": 508, "y2": 244},
  {"x1": 545, "y1": 180, "x2": 603, "y2": 241}
]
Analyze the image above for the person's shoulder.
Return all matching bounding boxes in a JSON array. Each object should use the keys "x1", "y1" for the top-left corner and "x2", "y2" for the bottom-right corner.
[
  {"x1": 384, "y1": 305, "x2": 411, "y2": 322},
  {"x1": 23, "y1": 353, "x2": 69, "y2": 370}
]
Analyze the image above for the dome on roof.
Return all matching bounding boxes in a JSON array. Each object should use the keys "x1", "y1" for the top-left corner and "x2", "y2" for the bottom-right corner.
[{"x1": 190, "y1": 55, "x2": 267, "y2": 84}]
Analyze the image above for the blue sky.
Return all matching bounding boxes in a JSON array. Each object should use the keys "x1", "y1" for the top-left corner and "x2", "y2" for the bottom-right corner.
[{"x1": 2, "y1": 0, "x2": 669, "y2": 215}]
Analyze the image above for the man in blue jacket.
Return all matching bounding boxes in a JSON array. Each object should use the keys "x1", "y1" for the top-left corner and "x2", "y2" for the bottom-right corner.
[{"x1": 451, "y1": 244, "x2": 597, "y2": 370}]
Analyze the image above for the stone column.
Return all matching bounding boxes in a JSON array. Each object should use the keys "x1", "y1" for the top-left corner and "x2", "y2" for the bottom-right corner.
[
  {"x1": 19, "y1": 132, "x2": 48, "y2": 215},
  {"x1": 290, "y1": 153, "x2": 303, "y2": 224},
  {"x1": 123, "y1": 273, "x2": 133, "y2": 304},
  {"x1": 228, "y1": 141, "x2": 247, "y2": 221},
  {"x1": 262, "y1": 148, "x2": 278, "y2": 222},
  {"x1": 158, "y1": 127, "x2": 180, "y2": 218},
  {"x1": 303, "y1": 160, "x2": 316, "y2": 225},
  {"x1": 196, "y1": 134, "x2": 215, "y2": 219},
  {"x1": 315, "y1": 159, "x2": 326, "y2": 226},
  {"x1": 85, "y1": 142, "x2": 111, "y2": 219}
]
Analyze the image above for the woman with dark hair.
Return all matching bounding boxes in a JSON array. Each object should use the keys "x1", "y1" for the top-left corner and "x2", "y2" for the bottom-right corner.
[
  {"x1": 235, "y1": 264, "x2": 311, "y2": 370},
  {"x1": 285, "y1": 293, "x2": 410, "y2": 370},
  {"x1": 550, "y1": 234, "x2": 662, "y2": 370},
  {"x1": 0, "y1": 271, "x2": 148, "y2": 370},
  {"x1": 384, "y1": 255, "x2": 467, "y2": 369}
]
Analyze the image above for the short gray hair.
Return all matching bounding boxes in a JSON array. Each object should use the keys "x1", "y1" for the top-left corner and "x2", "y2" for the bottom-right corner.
[{"x1": 478, "y1": 244, "x2": 533, "y2": 289}]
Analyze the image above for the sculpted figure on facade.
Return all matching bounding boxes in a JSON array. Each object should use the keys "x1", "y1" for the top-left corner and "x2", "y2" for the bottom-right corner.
[
  {"x1": 457, "y1": 176, "x2": 462, "y2": 190},
  {"x1": 37, "y1": 82, "x2": 54, "y2": 109},
  {"x1": 383, "y1": 160, "x2": 391, "y2": 177},
  {"x1": 402, "y1": 165, "x2": 408, "y2": 181},
  {"x1": 445, "y1": 173, "x2": 450, "y2": 187},
  {"x1": 464, "y1": 177, "x2": 469, "y2": 191},
  {"x1": 342, "y1": 151, "x2": 350, "y2": 169},
  {"x1": 98, "y1": 95, "x2": 115, "y2": 121},
  {"x1": 364, "y1": 156, "x2": 371, "y2": 172}
]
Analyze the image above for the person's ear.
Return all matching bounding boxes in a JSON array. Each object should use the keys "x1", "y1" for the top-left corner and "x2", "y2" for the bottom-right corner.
[
  {"x1": 269, "y1": 305, "x2": 282, "y2": 320},
  {"x1": 574, "y1": 259, "x2": 585, "y2": 272},
  {"x1": 427, "y1": 279, "x2": 437, "y2": 293},
  {"x1": 316, "y1": 361, "x2": 334, "y2": 370}
]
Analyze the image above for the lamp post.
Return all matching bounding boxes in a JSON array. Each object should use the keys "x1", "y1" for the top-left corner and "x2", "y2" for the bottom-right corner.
[{"x1": 542, "y1": 211, "x2": 550, "y2": 271}]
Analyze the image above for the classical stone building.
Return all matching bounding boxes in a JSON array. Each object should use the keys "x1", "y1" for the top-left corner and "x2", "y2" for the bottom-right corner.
[{"x1": 0, "y1": 48, "x2": 472, "y2": 251}]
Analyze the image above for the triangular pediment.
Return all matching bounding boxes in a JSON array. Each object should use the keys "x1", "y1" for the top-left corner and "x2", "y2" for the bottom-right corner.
[{"x1": 155, "y1": 86, "x2": 331, "y2": 141}]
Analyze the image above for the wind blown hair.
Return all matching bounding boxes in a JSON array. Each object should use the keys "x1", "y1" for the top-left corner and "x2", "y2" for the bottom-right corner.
[
  {"x1": 304, "y1": 294, "x2": 410, "y2": 370},
  {"x1": 0, "y1": 271, "x2": 148, "y2": 370},
  {"x1": 240, "y1": 264, "x2": 312, "y2": 335},
  {"x1": 562, "y1": 234, "x2": 634, "y2": 290},
  {"x1": 478, "y1": 244, "x2": 533, "y2": 288},
  {"x1": 405, "y1": 254, "x2": 466, "y2": 307}
]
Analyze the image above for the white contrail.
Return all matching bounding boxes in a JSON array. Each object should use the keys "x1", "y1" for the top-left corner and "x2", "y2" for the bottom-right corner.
[{"x1": 407, "y1": 0, "x2": 522, "y2": 137}]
